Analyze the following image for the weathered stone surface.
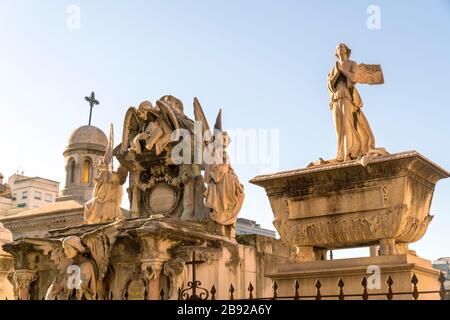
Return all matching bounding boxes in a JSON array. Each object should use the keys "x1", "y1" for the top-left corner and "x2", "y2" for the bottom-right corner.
[
  {"x1": 251, "y1": 151, "x2": 449, "y2": 259},
  {"x1": 266, "y1": 254, "x2": 441, "y2": 300},
  {"x1": 3, "y1": 216, "x2": 288, "y2": 300}
]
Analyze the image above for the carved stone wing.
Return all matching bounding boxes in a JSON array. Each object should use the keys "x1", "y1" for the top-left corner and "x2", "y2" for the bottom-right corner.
[
  {"x1": 121, "y1": 107, "x2": 143, "y2": 152},
  {"x1": 81, "y1": 220, "x2": 123, "y2": 280},
  {"x1": 355, "y1": 63, "x2": 384, "y2": 85},
  {"x1": 193, "y1": 97, "x2": 212, "y2": 139},
  {"x1": 104, "y1": 124, "x2": 114, "y2": 169},
  {"x1": 156, "y1": 99, "x2": 180, "y2": 131},
  {"x1": 24, "y1": 238, "x2": 71, "y2": 274}
]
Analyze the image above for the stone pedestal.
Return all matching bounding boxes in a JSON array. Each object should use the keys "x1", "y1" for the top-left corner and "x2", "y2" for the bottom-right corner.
[
  {"x1": 266, "y1": 254, "x2": 441, "y2": 300},
  {"x1": 250, "y1": 151, "x2": 449, "y2": 259},
  {"x1": 251, "y1": 151, "x2": 448, "y2": 299}
]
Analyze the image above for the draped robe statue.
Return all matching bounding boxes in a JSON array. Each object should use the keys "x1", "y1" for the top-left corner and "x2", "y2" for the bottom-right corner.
[
  {"x1": 84, "y1": 161, "x2": 123, "y2": 224},
  {"x1": 204, "y1": 130, "x2": 244, "y2": 237},
  {"x1": 327, "y1": 43, "x2": 385, "y2": 161},
  {"x1": 84, "y1": 124, "x2": 123, "y2": 224}
]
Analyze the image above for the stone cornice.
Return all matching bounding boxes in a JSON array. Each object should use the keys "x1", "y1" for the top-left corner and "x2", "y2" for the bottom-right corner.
[{"x1": 250, "y1": 151, "x2": 449, "y2": 186}]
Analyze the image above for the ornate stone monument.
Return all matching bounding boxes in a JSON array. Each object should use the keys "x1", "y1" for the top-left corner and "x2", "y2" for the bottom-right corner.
[
  {"x1": 2, "y1": 95, "x2": 289, "y2": 300},
  {"x1": 250, "y1": 44, "x2": 449, "y2": 300}
]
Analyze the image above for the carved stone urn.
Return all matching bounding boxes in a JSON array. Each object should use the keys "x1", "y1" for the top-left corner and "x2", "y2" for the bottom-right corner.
[{"x1": 250, "y1": 151, "x2": 449, "y2": 261}]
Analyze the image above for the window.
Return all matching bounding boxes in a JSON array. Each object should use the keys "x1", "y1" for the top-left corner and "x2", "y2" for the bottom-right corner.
[
  {"x1": 34, "y1": 191, "x2": 42, "y2": 200},
  {"x1": 22, "y1": 191, "x2": 28, "y2": 199},
  {"x1": 12, "y1": 193, "x2": 16, "y2": 201},
  {"x1": 83, "y1": 159, "x2": 91, "y2": 184},
  {"x1": 70, "y1": 159, "x2": 76, "y2": 184},
  {"x1": 45, "y1": 193, "x2": 52, "y2": 202}
]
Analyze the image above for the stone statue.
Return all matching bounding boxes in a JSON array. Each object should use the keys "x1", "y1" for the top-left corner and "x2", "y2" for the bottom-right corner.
[
  {"x1": 327, "y1": 43, "x2": 387, "y2": 161},
  {"x1": 0, "y1": 173, "x2": 11, "y2": 198},
  {"x1": 203, "y1": 111, "x2": 245, "y2": 238},
  {"x1": 84, "y1": 124, "x2": 124, "y2": 224},
  {"x1": 41, "y1": 221, "x2": 122, "y2": 300},
  {"x1": 45, "y1": 236, "x2": 98, "y2": 300},
  {"x1": 0, "y1": 183, "x2": 10, "y2": 198},
  {"x1": 115, "y1": 95, "x2": 244, "y2": 227},
  {"x1": 129, "y1": 100, "x2": 180, "y2": 156}
]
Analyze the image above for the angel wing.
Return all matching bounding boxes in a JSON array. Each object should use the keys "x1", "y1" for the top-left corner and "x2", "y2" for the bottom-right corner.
[
  {"x1": 121, "y1": 107, "x2": 144, "y2": 152},
  {"x1": 24, "y1": 238, "x2": 72, "y2": 274},
  {"x1": 193, "y1": 97, "x2": 212, "y2": 139},
  {"x1": 355, "y1": 63, "x2": 384, "y2": 85},
  {"x1": 81, "y1": 220, "x2": 123, "y2": 280},
  {"x1": 156, "y1": 99, "x2": 180, "y2": 131},
  {"x1": 103, "y1": 124, "x2": 114, "y2": 170}
]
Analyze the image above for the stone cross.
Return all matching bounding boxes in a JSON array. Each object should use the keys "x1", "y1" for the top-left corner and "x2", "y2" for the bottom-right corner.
[{"x1": 84, "y1": 91, "x2": 100, "y2": 126}]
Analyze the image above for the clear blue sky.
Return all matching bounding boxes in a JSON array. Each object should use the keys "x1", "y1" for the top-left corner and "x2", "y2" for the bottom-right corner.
[{"x1": 0, "y1": 1, "x2": 449, "y2": 260}]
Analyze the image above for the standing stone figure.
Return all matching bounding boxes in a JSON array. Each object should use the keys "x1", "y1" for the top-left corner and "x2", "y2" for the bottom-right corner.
[
  {"x1": 327, "y1": 43, "x2": 385, "y2": 161},
  {"x1": 204, "y1": 114, "x2": 244, "y2": 238},
  {"x1": 84, "y1": 124, "x2": 123, "y2": 224}
]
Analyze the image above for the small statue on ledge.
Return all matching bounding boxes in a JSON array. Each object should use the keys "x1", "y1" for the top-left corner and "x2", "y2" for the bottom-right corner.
[
  {"x1": 203, "y1": 111, "x2": 245, "y2": 238},
  {"x1": 0, "y1": 173, "x2": 11, "y2": 198},
  {"x1": 84, "y1": 124, "x2": 124, "y2": 224}
]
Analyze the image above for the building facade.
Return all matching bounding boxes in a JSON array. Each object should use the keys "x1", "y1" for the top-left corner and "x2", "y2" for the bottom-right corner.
[
  {"x1": 236, "y1": 218, "x2": 277, "y2": 238},
  {"x1": 433, "y1": 257, "x2": 450, "y2": 280},
  {"x1": 8, "y1": 174, "x2": 59, "y2": 209},
  {"x1": 0, "y1": 124, "x2": 114, "y2": 240}
]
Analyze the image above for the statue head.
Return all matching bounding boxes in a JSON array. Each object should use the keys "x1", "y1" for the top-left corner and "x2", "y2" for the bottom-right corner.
[
  {"x1": 209, "y1": 130, "x2": 231, "y2": 164},
  {"x1": 62, "y1": 236, "x2": 86, "y2": 259},
  {"x1": 160, "y1": 95, "x2": 184, "y2": 114},
  {"x1": 137, "y1": 101, "x2": 153, "y2": 121},
  {"x1": 335, "y1": 43, "x2": 351, "y2": 60},
  {"x1": 222, "y1": 131, "x2": 231, "y2": 149}
]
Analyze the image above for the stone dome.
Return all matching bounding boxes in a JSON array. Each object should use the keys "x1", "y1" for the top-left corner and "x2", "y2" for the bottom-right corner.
[{"x1": 66, "y1": 125, "x2": 108, "y2": 150}]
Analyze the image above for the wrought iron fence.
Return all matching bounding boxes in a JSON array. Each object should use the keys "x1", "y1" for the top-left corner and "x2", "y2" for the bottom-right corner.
[
  {"x1": 173, "y1": 272, "x2": 450, "y2": 301},
  {"x1": 4, "y1": 250, "x2": 450, "y2": 300},
  {"x1": 4, "y1": 272, "x2": 449, "y2": 300}
]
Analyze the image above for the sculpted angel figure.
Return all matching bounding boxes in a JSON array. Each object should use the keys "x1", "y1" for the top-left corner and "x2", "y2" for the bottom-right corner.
[
  {"x1": 327, "y1": 43, "x2": 386, "y2": 161},
  {"x1": 119, "y1": 97, "x2": 191, "y2": 214},
  {"x1": 43, "y1": 221, "x2": 122, "y2": 300},
  {"x1": 202, "y1": 111, "x2": 245, "y2": 238},
  {"x1": 129, "y1": 100, "x2": 174, "y2": 156},
  {"x1": 126, "y1": 96, "x2": 191, "y2": 157},
  {"x1": 0, "y1": 173, "x2": 11, "y2": 197},
  {"x1": 84, "y1": 124, "x2": 124, "y2": 224},
  {"x1": 45, "y1": 236, "x2": 98, "y2": 300}
]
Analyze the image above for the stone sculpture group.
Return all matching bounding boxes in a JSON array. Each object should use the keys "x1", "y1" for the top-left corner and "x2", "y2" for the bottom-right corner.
[{"x1": 3, "y1": 43, "x2": 448, "y2": 300}]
